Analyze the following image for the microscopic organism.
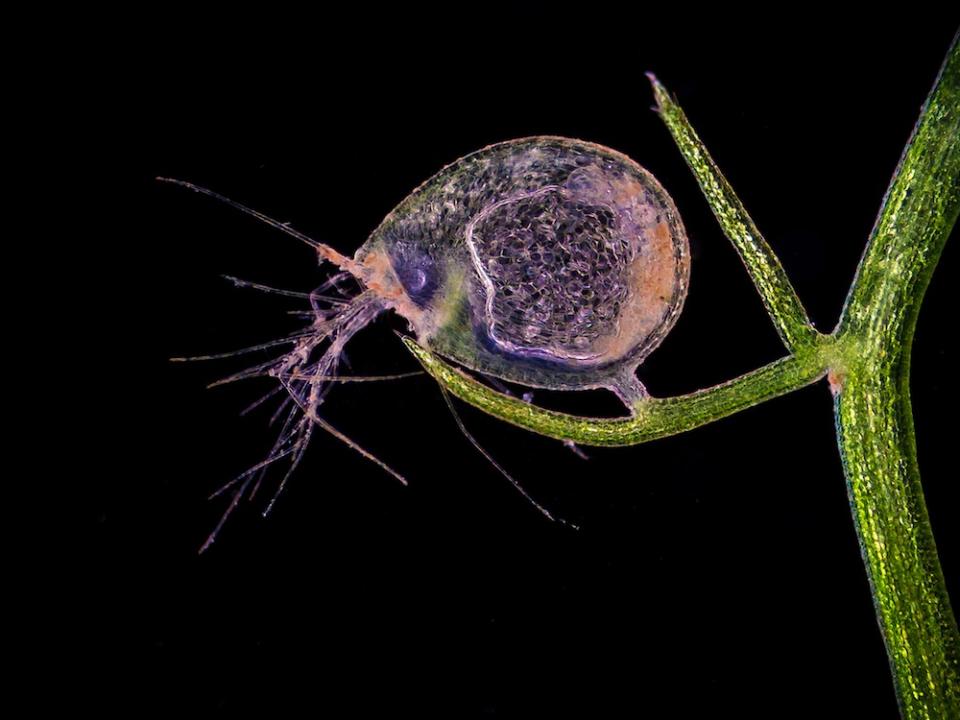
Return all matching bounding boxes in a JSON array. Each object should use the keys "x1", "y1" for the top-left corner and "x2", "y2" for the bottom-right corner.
[{"x1": 164, "y1": 136, "x2": 690, "y2": 548}]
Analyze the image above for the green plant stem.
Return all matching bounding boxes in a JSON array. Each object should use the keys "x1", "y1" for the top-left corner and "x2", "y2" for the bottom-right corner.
[
  {"x1": 404, "y1": 337, "x2": 829, "y2": 446},
  {"x1": 835, "y1": 369, "x2": 960, "y2": 717},
  {"x1": 647, "y1": 74, "x2": 819, "y2": 353},
  {"x1": 830, "y1": 34, "x2": 960, "y2": 718},
  {"x1": 404, "y1": 34, "x2": 960, "y2": 718}
]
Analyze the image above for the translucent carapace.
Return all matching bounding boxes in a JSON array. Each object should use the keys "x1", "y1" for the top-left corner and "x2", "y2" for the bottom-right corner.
[
  {"x1": 165, "y1": 135, "x2": 690, "y2": 547},
  {"x1": 357, "y1": 136, "x2": 690, "y2": 405}
]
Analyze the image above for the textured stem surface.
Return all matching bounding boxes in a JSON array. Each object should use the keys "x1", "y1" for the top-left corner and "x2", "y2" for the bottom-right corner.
[
  {"x1": 835, "y1": 368, "x2": 959, "y2": 717},
  {"x1": 647, "y1": 74, "x2": 818, "y2": 352},
  {"x1": 832, "y1": 32, "x2": 960, "y2": 718},
  {"x1": 404, "y1": 337, "x2": 828, "y2": 447},
  {"x1": 404, "y1": 33, "x2": 960, "y2": 719}
]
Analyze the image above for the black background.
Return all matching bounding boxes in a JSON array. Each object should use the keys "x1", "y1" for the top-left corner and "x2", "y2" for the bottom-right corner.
[{"x1": 88, "y1": 9, "x2": 959, "y2": 717}]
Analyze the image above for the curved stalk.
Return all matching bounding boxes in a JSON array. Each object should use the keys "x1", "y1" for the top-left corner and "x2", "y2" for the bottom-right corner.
[{"x1": 404, "y1": 337, "x2": 829, "y2": 447}]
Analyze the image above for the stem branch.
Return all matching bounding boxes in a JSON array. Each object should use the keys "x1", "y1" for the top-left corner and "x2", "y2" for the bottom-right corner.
[
  {"x1": 403, "y1": 32, "x2": 960, "y2": 719},
  {"x1": 647, "y1": 73, "x2": 819, "y2": 352}
]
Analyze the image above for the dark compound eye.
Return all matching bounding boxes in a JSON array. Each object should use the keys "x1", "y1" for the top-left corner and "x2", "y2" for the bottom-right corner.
[
  {"x1": 389, "y1": 241, "x2": 439, "y2": 307},
  {"x1": 364, "y1": 138, "x2": 688, "y2": 397},
  {"x1": 408, "y1": 268, "x2": 428, "y2": 292}
]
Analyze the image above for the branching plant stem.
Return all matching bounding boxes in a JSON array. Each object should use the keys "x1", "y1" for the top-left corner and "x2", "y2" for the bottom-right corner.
[{"x1": 406, "y1": 34, "x2": 960, "y2": 718}]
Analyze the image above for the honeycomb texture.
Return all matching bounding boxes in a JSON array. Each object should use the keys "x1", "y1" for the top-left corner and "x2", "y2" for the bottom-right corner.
[{"x1": 470, "y1": 188, "x2": 633, "y2": 356}]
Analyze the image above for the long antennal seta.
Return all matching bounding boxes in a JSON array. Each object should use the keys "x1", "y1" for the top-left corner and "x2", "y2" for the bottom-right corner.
[{"x1": 156, "y1": 177, "x2": 362, "y2": 275}]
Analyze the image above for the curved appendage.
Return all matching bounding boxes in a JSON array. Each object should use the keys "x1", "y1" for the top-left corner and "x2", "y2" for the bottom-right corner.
[{"x1": 405, "y1": 337, "x2": 831, "y2": 447}]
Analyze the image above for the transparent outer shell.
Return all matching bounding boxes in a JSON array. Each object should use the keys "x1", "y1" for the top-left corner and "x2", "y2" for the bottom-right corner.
[{"x1": 358, "y1": 136, "x2": 690, "y2": 395}]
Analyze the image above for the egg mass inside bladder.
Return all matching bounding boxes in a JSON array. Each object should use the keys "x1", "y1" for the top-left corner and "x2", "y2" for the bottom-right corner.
[{"x1": 356, "y1": 137, "x2": 690, "y2": 398}]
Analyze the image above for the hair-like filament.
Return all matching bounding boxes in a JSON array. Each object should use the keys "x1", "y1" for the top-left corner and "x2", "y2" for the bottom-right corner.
[
  {"x1": 437, "y1": 382, "x2": 578, "y2": 530},
  {"x1": 186, "y1": 280, "x2": 415, "y2": 552},
  {"x1": 163, "y1": 177, "x2": 577, "y2": 550},
  {"x1": 159, "y1": 176, "x2": 416, "y2": 551}
]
